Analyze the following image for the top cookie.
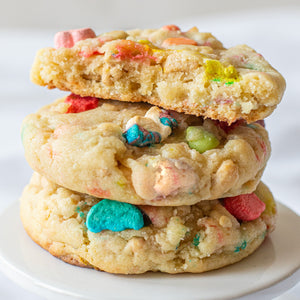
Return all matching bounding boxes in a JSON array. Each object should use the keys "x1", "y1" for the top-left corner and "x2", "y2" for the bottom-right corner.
[{"x1": 30, "y1": 25, "x2": 285, "y2": 124}]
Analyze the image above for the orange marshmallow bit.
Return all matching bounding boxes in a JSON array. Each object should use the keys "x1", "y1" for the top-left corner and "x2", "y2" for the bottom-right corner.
[
  {"x1": 113, "y1": 40, "x2": 156, "y2": 63},
  {"x1": 162, "y1": 24, "x2": 181, "y2": 31},
  {"x1": 162, "y1": 37, "x2": 198, "y2": 47}
]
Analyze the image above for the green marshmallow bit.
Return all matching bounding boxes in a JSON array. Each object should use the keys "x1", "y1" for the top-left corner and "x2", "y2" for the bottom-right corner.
[{"x1": 186, "y1": 126, "x2": 220, "y2": 153}]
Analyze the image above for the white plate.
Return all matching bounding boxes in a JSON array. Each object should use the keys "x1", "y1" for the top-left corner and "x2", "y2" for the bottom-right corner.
[{"x1": 0, "y1": 202, "x2": 299, "y2": 300}]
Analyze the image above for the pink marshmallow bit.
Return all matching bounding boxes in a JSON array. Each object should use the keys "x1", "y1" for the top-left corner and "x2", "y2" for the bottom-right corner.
[
  {"x1": 71, "y1": 28, "x2": 96, "y2": 44},
  {"x1": 54, "y1": 28, "x2": 96, "y2": 49},
  {"x1": 54, "y1": 31, "x2": 74, "y2": 49}
]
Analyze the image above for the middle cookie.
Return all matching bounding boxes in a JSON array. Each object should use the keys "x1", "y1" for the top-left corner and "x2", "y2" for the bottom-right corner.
[{"x1": 22, "y1": 95, "x2": 270, "y2": 206}]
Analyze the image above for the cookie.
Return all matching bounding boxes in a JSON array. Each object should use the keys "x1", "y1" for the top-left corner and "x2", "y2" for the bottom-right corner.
[
  {"x1": 30, "y1": 25, "x2": 285, "y2": 124},
  {"x1": 20, "y1": 173, "x2": 276, "y2": 274},
  {"x1": 21, "y1": 96, "x2": 270, "y2": 206}
]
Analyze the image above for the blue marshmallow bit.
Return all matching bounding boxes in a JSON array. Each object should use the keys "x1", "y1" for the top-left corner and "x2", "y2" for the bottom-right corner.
[
  {"x1": 123, "y1": 124, "x2": 161, "y2": 147},
  {"x1": 86, "y1": 199, "x2": 144, "y2": 233}
]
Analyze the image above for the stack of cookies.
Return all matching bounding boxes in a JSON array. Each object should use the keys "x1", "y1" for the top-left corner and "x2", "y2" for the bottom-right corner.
[{"x1": 20, "y1": 25, "x2": 285, "y2": 274}]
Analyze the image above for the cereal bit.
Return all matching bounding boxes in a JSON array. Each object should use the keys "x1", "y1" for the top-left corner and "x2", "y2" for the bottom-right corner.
[
  {"x1": 219, "y1": 216, "x2": 232, "y2": 228},
  {"x1": 186, "y1": 126, "x2": 220, "y2": 153},
  {"x1": 78, "y1": 37, "x2": 107, "y2": 58},
  {"x1": 123, "y1": 124, "x2": 161, "y2": 147},
  {"x1": 204, "y1": 59, "x2": 239, "y2": 84},
  {"x1": 224, "y1": 193, "x2": 266, "y2": 221},
  {"x1": 64, "y1": 94, "x2": 99, "y2": 113},
  {"x1": 159, "y1": 110, "x2": 178, "y2": 130},
  {"x1": 234, "y1": 240, "x2": 247, "y2": 252},
  {"x1": 162, "y1": 24, "x2": 181, "y2": 31},
  {"x1": 144, "y1": 107, "x2": 177, "y2": 138},
  {"x1": 86, "y1": 199, "x2": 144, "y2": 233},
  {"x1": 162, "y1": 37, "x2": 198, "y2": 47},
  {"x1": 54, "y1": 28, "x2": 96, "y2": 49},
  {"x1": 123, "y1": 106, "x2": 178, "y2": 147},
  {"x1": 112, "y1": 40, "x2": 156, "y2": 63},
  {"x1": 192, "y1": 233, "x2": 201, "y2": 246}
]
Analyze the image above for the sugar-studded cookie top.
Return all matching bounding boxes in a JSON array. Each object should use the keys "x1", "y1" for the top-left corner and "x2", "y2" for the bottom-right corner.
[
  {"x1": 22, "y1": 96, "x2": 271, "y2": 206},
  {"x1": 31, "y1": 25, "x2": 285, "y2": 124}
]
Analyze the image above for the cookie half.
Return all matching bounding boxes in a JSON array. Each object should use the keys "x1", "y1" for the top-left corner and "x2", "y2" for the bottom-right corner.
[
  {"x1": 22, "y1": 97, "x2": 270, "y2": 206},
  {"x1": 30, "y1": 25, "x2": 285, "y2": 124},
  {"x1": 20, "y1": 173, "x2": 277, "y2": 274}
]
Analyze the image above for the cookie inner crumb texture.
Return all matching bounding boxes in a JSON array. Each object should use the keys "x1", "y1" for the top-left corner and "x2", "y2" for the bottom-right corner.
[{"x1": 30, "y1": 25, "x2": 286, "y2": 124}]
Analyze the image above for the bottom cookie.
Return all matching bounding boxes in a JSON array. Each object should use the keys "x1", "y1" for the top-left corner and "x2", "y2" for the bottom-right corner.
[{"x1": 20, "y1": 173, "x2": 276, "y2": 274}]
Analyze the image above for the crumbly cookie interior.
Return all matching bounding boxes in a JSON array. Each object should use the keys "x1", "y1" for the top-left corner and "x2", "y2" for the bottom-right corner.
[{"x1": 30, "y1": 26, "x2": 285, "y2": 124}]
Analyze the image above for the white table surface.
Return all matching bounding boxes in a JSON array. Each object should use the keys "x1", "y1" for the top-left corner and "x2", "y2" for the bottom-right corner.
[{"x1": 0, "y1": 7, "x2": 299, "y2": 299}]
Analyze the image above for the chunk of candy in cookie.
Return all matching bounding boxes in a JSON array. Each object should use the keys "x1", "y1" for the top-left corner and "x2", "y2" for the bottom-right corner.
[
  {"x1": 54, "y1": 31, "x2": 73, "y2": 48},
  {"x1": 224, "y1": 193, "x2": 266, "y2": 221},
  {"x1": 113, "y1": 40, "x2": 156, "y2": 63},
  {"x1": 162, "y1": 24, "x2": 181, "y2": 31},
  {"x1": 162, "y1": 37, "x2": 198, "y2": 47},
  {"x1": 159, "y1": 111, "x2": 178, "y2": 129},
  {"x1": 123, "y1": 124, "x2": 161, "y2": 147},
  {"x1": 64, "y1": 94, "x2": 99, "y2": 113},
  {"x1": 54, "y1": 28, "x2": 96, "y2": 49},
  {"x1": 204, "y1": 60, "x2": 239, "y2": 83},
  {"x1": 186, "y1": 126, "x2": 220, "y2": 153},
  {"x1": 86, "y1": 199, "x2": 144, "y2": 233}
]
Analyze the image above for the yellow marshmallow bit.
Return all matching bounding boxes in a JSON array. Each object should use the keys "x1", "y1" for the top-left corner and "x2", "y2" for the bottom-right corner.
[{"x1": 204, "y1": 59, "x2": 239, "y2": 83}]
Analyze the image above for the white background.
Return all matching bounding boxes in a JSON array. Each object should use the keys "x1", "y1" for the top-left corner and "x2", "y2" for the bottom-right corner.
[{"x1": 0, "y1": 0, "x2": 299, "y2": 299}]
